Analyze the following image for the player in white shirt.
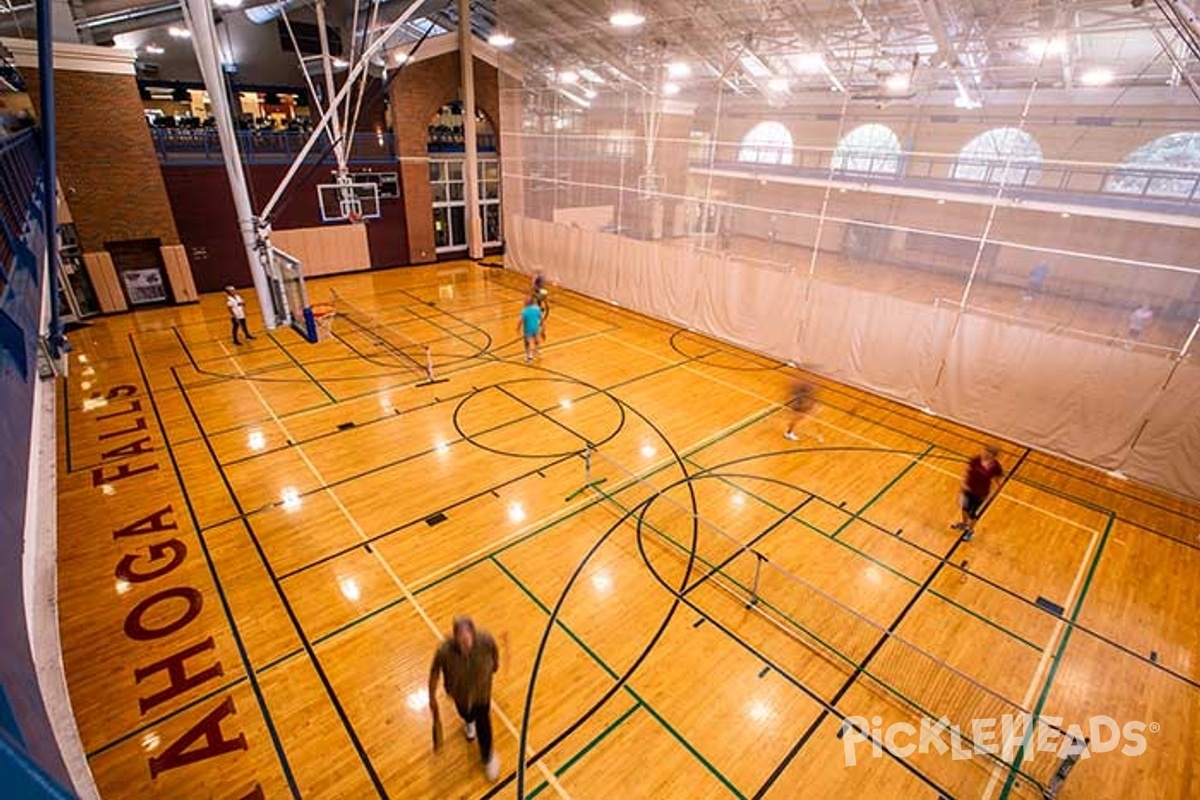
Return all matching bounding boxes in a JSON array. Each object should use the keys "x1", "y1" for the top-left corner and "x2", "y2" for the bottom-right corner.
[{"x1": 225, "y1": 285, "x2": 256, "y2": 345}]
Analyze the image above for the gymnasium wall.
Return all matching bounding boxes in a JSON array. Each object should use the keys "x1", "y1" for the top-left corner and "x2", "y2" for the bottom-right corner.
[
  {"x1": 8, "y1": 38, "x2": 199, "y2": 313},
  {"x1": 162, "y1": 162, "x2": 409, "y2": 292},
  {"x1": 500, "y1": 73, "x2": 1200, "y2": 501}
]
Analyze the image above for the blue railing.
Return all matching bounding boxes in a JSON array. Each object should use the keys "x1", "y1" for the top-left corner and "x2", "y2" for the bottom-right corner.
[
  {"x1": 0, "y1": 129, "x2": 42, "y2": 288},
  {"x1": 151, "y1": 128, "x2": 397, "y2": 164}
]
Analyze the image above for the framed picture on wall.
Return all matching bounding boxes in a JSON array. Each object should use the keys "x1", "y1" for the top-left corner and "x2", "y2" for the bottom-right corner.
[{"x1": 120, "y1": 269, "x2": 168, "y2": 305}]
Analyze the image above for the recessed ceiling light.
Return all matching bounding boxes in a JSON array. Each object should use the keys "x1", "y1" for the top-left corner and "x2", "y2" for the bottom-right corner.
[
  {"x1": 667, "y1": 61, "x2": 691, "y2": 79},
  {"x1": 609, "y1": 10, "x2": 645, "y2": 28},
  {"x1": 559, "y1": 70, "x2": 579, "y2": 84},
  {"x1": 885, "y1": 72, "x2": 910, "y2": 92},
  {"x1": 767, "y1": 77, "x2": 789, "y2": 92},
  {"x1": 488, "y1": 32, "x2": 515, "y2": 48},
  {"x1": 1080, "y1": 67, "x2": 1113, "y2": 86},
  {"x1": 168, "y1": 26, "x2": 191, "y2": 38},
  {"x1": 144, "y1": 44, "x2": 164, "y2": 55},
  {"x1": 662, "y1": 82, "x2": 681, "y2": 96}
]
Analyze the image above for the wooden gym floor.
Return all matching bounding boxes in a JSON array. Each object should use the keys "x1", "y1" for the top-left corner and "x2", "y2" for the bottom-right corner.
[{"x1": 56, "y1": 262, "x2": 1199, "y2": 799}]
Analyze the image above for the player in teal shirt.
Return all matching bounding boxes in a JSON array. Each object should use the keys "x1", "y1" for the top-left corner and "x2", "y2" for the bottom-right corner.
[{"x1": 518, "y1": 296, "x2": 543, "y2": 362}]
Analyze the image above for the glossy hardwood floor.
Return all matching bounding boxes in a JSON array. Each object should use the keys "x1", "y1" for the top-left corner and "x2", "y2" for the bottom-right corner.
[{"x1": 56, "y1": 262, "x2": 1200, "y2": 799}]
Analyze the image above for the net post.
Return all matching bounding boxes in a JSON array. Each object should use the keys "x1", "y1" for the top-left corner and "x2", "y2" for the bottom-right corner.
[
  {"x1": 747, "y1": 552, "x2": 765, "y2": 608},
  {"x1": 564, "y1": 442, "x2": 606, "y2": 502}
]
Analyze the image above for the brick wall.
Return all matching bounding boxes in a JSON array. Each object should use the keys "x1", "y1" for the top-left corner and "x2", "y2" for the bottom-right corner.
[
  {"x1": 23, "y1": 68, "x2": 180, "y2": 253},
  {"x1": 389, "y1": 52, "x2": 500, "y2": 263}
]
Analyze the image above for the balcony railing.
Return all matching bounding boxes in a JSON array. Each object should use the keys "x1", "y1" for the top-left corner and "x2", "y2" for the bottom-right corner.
[
  {"x1": 152, "y1": 129, "x2": 397, "y2": 164},
  {"x1": 691, "y1": 144, "x2": 1200, "y2": 213},
  {"x1": 0, "y1": 129, "x2": 41, "y2": 284}
]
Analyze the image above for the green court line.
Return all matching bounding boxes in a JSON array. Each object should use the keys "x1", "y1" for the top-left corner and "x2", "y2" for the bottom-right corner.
[
  {"x1": 589, "y1": 485, "x2": 1049, "y2": 785},
  {"x1": 998, "y1": 512, "x2": 1116, "y2": 800},
  {"x1": 680, "y1": 456, "x2": 1043, "y2": 652},
  {"x1": 128, "y1": 338, "x2": 301, "y2": 797},
  {"x1": 831, "y1": 444, "x2": 935, "y2": 538},
  {"x1": 488, "y1": 556, "x2": 746, "y2": 799},
  {"x1": 525, "y1": 702, "x2": 644, "y2": 800}
]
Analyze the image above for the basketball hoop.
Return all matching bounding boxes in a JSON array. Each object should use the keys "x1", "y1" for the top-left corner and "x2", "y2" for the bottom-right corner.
[{"x1": 347, "y1": 211, "x2": 363, "y2": 225}]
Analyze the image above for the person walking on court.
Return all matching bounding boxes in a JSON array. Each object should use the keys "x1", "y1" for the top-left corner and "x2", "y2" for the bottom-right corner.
[
  {"x1": 429, "y1": 616, "x2": 501, "y2": 782},
  {"x1": 783, "y1": 380, "x2": 823, "y2": 443},
  {"x1": 952, "y1": 445, "x2": 1003, "y2": 541},
  {"x1": 224, "y1": 286, "x2": 255, "y2": 346},
  {"x1": 1127, "y1": 302, "x2": 1153, "y2": 346},
  {"x1": 518, "y1": 295, "x2": 543, "y2": 362}
]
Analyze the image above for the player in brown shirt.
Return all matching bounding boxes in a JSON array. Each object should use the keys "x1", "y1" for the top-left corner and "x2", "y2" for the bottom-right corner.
[{"x1": 429, "y1": 616, "x2": 501, "y2": 781}]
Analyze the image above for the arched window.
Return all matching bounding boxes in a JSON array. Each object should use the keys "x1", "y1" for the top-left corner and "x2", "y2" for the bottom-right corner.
[
  {"x1": 953, "y1": 128, "x2": 1043, "y2": 186},
  {"x1": 832, "y1": 124, "x2": 901, "y2": 175},
  {"x1": 1105, "y1": 132, "x2": 1200, "y2": 199},
  {"x1": 738, "y1": 121, "x2": 794, "y2": 166}
]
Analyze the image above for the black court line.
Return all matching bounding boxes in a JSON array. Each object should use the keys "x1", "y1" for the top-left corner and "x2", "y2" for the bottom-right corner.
[
  {"x1": 545, "y1": 476, "x2": 957, "y2": 800},
  {"x1": 170, "y1": 365, "x2": 390, "y2": 798},
  {"x1": 129, "y1": 335, "x2": 302, "y2": 799},
  {"x1": 266, "y1": 331, "x2": 333, "y2": 402},
  {"x1": 523, "y1": 272, "x2": 1200, "y2": 532},
  {"x1": 752, "y1": 446, "x2": 1031, "y2": 799}
]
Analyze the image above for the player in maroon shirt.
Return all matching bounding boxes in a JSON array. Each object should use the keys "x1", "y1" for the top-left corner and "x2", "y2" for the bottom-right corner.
[{"x1": 952, "y1": 445, "x2": 1003, "y2": 541}]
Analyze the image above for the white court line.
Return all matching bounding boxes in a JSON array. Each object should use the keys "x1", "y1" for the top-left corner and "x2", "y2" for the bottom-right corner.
[
  {"x1": 610, "y1": 333, "x2": 1111, "y2": 798},
  {"x1": 218, "y1": 342, "x2": 571, "y2": 799},
  {"x1": 612, "y1": 335, "x2": 1103, "y2": 534},
  {"x1": 979, "y1": 519, "x2": 1101, "y2": 800}
]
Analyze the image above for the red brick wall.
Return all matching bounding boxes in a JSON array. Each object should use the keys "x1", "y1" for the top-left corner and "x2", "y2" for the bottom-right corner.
[
  {"x1": 23, "y1": 68, "x2": 180, "y2": 253},
  {"x1": 389, "y1": 52, "x2": 500, "y2": 262}
]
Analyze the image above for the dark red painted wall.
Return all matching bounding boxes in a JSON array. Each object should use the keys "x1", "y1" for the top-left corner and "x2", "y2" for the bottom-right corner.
[{"x1": 163, "y1": 163, "x2": 410, "y2": 293}]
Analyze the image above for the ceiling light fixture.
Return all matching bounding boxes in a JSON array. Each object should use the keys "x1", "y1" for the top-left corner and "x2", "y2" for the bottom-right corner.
[
  {"x1": 667, "y1": 61, "x2": 691, "y2": 79},
  {"x1": 144, "y1": 44, "x2": 164, "y2": 55},
  {"x1": 1080, "y1": 67, "x2": 1113, "y2": 87},
  {"x1": 214, "y1": 0, "x2": 242, "y2": 8},
  {"x1": 662, "y1": 81, "x2": 681, "y2": 96},
  {"x1": 559, "y1": 69, "x2": 579, "y2": 84},
  {"x1": 767, "y1": 77, "x2": 789, "y2": 92},
  {"x1": 884, "y1": 72, "x2": 910, "y2": 92},
  {"x1": 487, "y1": 32, "x2": 515, "y2": 48},
  {"x1": 332, "y1": 58, "x2": 349, "y2": 68},
  {"x1": 393, "y1": 52, "x2": 408, "y2": 65},
  {"x1": 168, "y1": 26, "x2": 191, "y2": 39},
  {"x1": 609, "y1": 9, "x2": 645, "y2": 28},
  {"x1": 583, "y1": 88, "x2": 598, "y2": 99}
]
